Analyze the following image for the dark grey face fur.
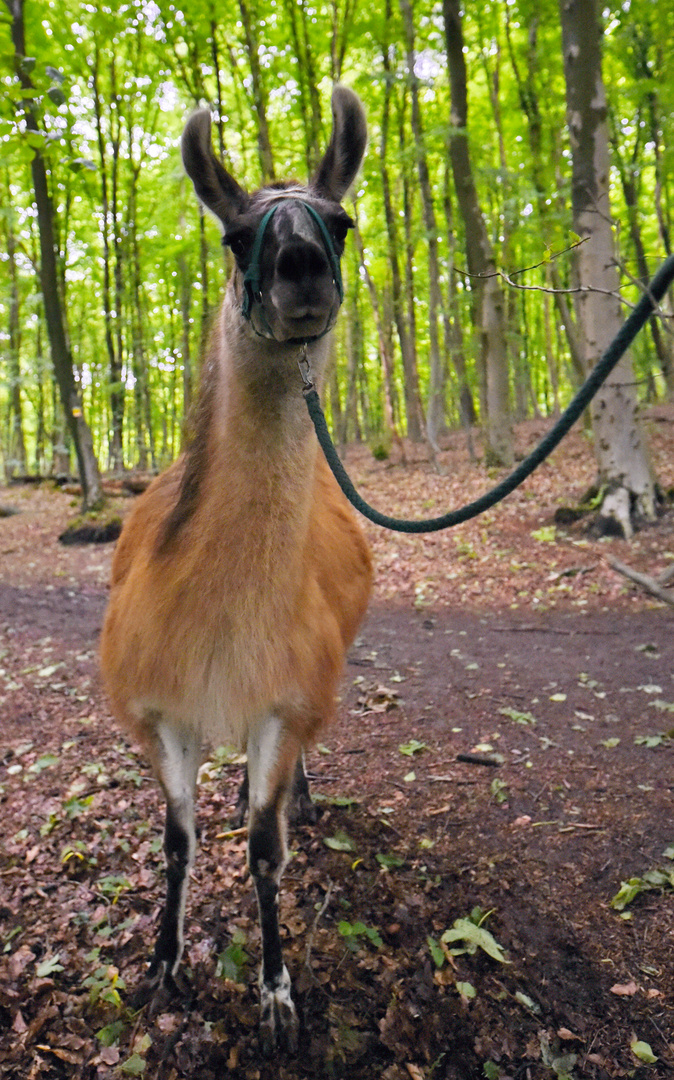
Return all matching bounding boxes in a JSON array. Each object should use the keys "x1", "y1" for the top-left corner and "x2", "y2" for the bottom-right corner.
[{"x1": 181, "y1": 86, "x2": 367, "y2": 344}]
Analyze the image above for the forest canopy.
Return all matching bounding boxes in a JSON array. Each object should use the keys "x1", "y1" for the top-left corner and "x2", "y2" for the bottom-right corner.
[{"x1": 0, "y1": 0, "x2": 672, "y2": 488}]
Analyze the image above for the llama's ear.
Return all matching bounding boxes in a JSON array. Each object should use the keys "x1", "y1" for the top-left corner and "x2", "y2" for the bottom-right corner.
[
  {"x1": 181, "y1": 110, "x2": 248, "y2": 225},
  {"x1": 312, "y1": 86, "x2": 367, "y2": 203}
]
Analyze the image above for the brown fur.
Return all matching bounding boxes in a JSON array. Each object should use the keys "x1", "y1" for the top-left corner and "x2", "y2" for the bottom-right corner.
[{"x1": 100, "y1": 288, "x2": 372, "y2": 757}]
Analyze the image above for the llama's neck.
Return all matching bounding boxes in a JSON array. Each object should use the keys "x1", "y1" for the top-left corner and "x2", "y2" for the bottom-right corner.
[{"x1": 189, "y1": 290, "x2": 327, "y2": 571}]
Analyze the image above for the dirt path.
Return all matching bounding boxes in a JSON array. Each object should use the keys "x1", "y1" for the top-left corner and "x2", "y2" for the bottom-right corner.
[{"x1": 1, "y1": 458, "x2": 674, "y2": 1078}]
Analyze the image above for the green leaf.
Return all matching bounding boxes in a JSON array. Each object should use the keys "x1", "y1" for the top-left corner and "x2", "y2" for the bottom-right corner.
[
  {"x1": 312, "y1": 793, "x2": 359, "y2": 807},
  {"x1": 635, "y1": 733, "x2": 665, "y2": 748},
  {"x1": 610, "y1": 878, "x2": 648, "y2": 910},
  {"x1": 97, "y1": 1020, "x2": 125, "y2": 1047},
  {"x1": 376, "y1": 852, "x2": 404, "y2": 870},
  {"x1": 324, "y1": 830, "x2": 356, "y2": 852},
  {"x1": 120, "y1": 1054, "x2": 146, "y2": 1075},
  {"x1": 398, "y1": 739, "x2": 427, "y2": 757},
  {"x1": 630, "y1": 1038, "x2": 658, "y2": 1064},
  {"x1": 440, "y1": 918, "x2": 508, "y2": 963},
  {"x1": 36, "y1": 953, "x2": 64, "y2": 977},
  {"x1": 338, "y1": 920, "x2": 382, "y2": 950},
  {"x1": 216, "y1": 931, "x2": 249, "y2": 982},
  {"x1": 427, "y1": 935, "x2": 445, "y2": 968},
  {"x1": 515, "y1": 990, "x2": 541, "y2": 1014},
  {"x1": 456, "y1": 980, "x2": 476, "y2": 999},
  {"x1": 490, "y1": 778, "x2": 509, "y2": 804},
  {"x1": 498, "y1": 706, "x2": 536, "y2": 725},
  {"x1": 28, "y1": 753, "x2": 59, "y2": 773},
  {"x1": 483, "y1": 1064, "x2": 501, "y2": 1080}
]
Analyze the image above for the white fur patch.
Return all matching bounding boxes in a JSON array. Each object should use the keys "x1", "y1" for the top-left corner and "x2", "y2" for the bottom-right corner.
[
  {"x1": 246, "y1": 716, "x2": 282, "y2": 811},
  {"x1": 157, "y1": 723, "x2": 201, "y2": 971}
]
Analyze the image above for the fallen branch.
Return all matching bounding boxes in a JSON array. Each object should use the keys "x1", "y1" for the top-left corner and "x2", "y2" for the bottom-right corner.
[
  {"x1": 607, "y1": 557, "x2": 674, "y2": 607},
  {"x1": 456, "y1": 753, "x2": 501, "y2": 767}
]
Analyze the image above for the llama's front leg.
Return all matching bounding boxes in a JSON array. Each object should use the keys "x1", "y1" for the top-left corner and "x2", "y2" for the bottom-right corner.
[
  {"x1": 247, "y1": 720, "x2": 300, "y2": 1056},
  {"x1": 145, "y1": 723, "x2": 201, "y2": 999}
]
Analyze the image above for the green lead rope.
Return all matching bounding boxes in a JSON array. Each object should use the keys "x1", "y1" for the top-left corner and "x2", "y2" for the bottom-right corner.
[{"x1": 305, "y1": 253, "x2": 674, "y2": 534}]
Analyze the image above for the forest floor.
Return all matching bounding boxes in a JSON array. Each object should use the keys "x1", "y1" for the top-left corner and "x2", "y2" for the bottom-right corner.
[{"x1": 2, "y1": 407, "x2": 674, "y2": 1080}]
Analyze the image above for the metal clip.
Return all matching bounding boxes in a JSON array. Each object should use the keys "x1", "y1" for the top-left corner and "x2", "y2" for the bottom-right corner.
[{"x1": 298, "y1": 345, "x2": 314, "y2": 392}]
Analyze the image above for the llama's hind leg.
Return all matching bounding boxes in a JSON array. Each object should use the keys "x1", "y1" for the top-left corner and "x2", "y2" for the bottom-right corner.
[
  {"x1": 246, "y1": 718, "x2": 301, "y2": 1055},
  {"x1": 232, "y1": 754, "x2": 315, "y2": 828},
  {"x1": 144, "y1": 722, "x2": 201, "y2": 1000}
]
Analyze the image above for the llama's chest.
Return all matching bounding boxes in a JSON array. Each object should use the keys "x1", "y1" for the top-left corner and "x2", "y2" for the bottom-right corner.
[{"x1": 130, "y1": 570, "x2": 325, "y2": 744}]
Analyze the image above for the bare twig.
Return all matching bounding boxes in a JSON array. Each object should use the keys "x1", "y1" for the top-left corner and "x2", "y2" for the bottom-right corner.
[
  {"x1": 607, "y1": 558, "x2": 674, "y2": 607},
  {"x1": 304, "y1": 880, "x2": 334, "y2": 977},
  {"x1": 657, "y1": 563, "x2": 674, "y2": 587},
  {"x1": 215, "y1": 826, "x2": 247, "y2": 840}
]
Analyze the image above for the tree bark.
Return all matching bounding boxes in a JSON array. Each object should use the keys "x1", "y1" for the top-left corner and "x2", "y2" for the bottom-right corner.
[
  {"x1": 3, "y1": 206, "x2": 26, "y2": 477},
  {"x1": 378, "y1": 15, "x2": 424, "y2": 441},
  {"x1": 443, "y1": 0, "x2": 513, "y2": 467},
  {"x1": 400, "y1": 0, "x2": 446, "y2": 455},
  {"x1": 5, "y1": 0, "x2": 102, "y2": 508},
  {"x1": 560, "y1": 0, "x2": 657, "y2": 537},
  {"x1": 238, "y1": 0, "x2": 275, "y2": 181}
]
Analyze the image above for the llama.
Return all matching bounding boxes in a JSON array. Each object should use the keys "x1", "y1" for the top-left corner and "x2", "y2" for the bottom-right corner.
[{"x1": 99, "y1": 86, "x2": 372, "y2": 1054}]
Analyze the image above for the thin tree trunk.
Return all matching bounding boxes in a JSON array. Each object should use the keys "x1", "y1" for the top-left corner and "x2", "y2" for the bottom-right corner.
[
  {"x1": 238, "y1": 0, "x2": 275, "y2": 181},
  {"x1": 443, "y1": 0, "x2": 513, "y2": 467},
  {"x1": 560, "y1": 0, "x2": 656, "y2": 536},
  {"x1": 352, "y1": 220, "x2": 405, "y2": 459},
  {"x1": 610, "y1": 123, "x2": 673, "y2": 393},
  {"x1": 378, "y1": 17, "x2": 424, "y2": 442},
  {"x1": 400, "y1": 0, "x2": 446, "y2": 456},
  {"x1": 6, "y1": 0, "x2": 102, "y2": 508},
  {"x1": 4, "y1": 211, "x2": 26, "y2": 477}
]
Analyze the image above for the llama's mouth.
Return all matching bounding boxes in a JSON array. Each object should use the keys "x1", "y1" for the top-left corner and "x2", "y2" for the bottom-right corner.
[{"x1": 281, "y1": 312, "x2": 332, "y2": 341}]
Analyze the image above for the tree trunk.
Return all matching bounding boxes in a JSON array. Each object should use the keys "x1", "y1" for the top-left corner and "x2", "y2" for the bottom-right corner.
[
  {"x1": 238, "y1": 0, "x2": 275, "y2": 181},
  {"x1": 560, "y1": 0, "x2": 657, "y2": 537},
  {"x1": 610, "y1": 125, "x2": 673, "y2": 393},
  {"x1": 91, "y1": 47, "x2": 124, "y2": 471},
  {"x1": 6, "y1": 0, "x2": 102, "y2": 508},
  {"x1": 353, "y1": 219, "x2": 405, "y2": 459},
  {"x1": 378, "y1": 20, "x2": 425, "y2": 441},
  {"x1": 443, "y1": 0, "x2": 513, "y2": 467},
  {"x1": 4, "y1": 209, "x2": 26, "y2": 477},
  {"x1": 400, "y1": 0, "x2": 446, "y2": 455}
]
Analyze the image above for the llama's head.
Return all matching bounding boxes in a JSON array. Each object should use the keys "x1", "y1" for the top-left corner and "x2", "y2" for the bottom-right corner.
[{"x1": 181, "y1": 86, "x2": 367, "y2": 345}]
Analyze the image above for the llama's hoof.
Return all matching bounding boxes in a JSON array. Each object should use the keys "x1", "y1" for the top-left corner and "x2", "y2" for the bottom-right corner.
[
  {"x1": 259, "y1": 969, "x2": 299, "y2": 1056},
  {"x1": 289, "y1": 791, "x2": 319, "y2": 826},
  {"x1": 131, "y1": 961, "x2": 181, "y2": 1014}
]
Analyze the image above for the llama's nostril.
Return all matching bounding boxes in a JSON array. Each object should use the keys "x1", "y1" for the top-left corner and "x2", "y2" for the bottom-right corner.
[{"x1": 276, "y1": 242, "x2": 329, "y2": 283}]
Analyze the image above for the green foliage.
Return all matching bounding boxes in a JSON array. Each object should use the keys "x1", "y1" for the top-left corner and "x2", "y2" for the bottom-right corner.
[
  {"x1": 216, "y1": 930, "x2": 249, "y2": 983},
  {"x1": 610, "y1": 867, "x2": 674, "y2": 911},
  {"x1": 337, "y1": 919, "x2": 383, "y2": 952},
  {"x1": 82, "y1": 963, "x2": 126, "y2": 1007},
  {"x1": 324, "y1": 830, "x2": 357, "y2": 852},
  {"x1": 398, "y1": 739, "x2": 427, "y2": 757},
  {"x1": 438, "y1": 908, "x2": 508, "y2": 964},
  {"x1": 0, "y1": 0, "x2": 670, "y2": 470}
]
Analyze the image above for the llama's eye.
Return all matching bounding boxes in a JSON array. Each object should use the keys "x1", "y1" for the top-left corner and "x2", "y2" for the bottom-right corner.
[
  {"x1": 226, "y1": 233, "x2": 249, "y2": 261},
  {"x1": 332, "y1": 220, "x2": 349, "y2": 244}
]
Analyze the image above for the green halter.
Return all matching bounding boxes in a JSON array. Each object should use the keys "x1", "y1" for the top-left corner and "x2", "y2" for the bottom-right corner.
[{"x1": 239, "y1": 199, "x2": 345, "y2": 341}]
